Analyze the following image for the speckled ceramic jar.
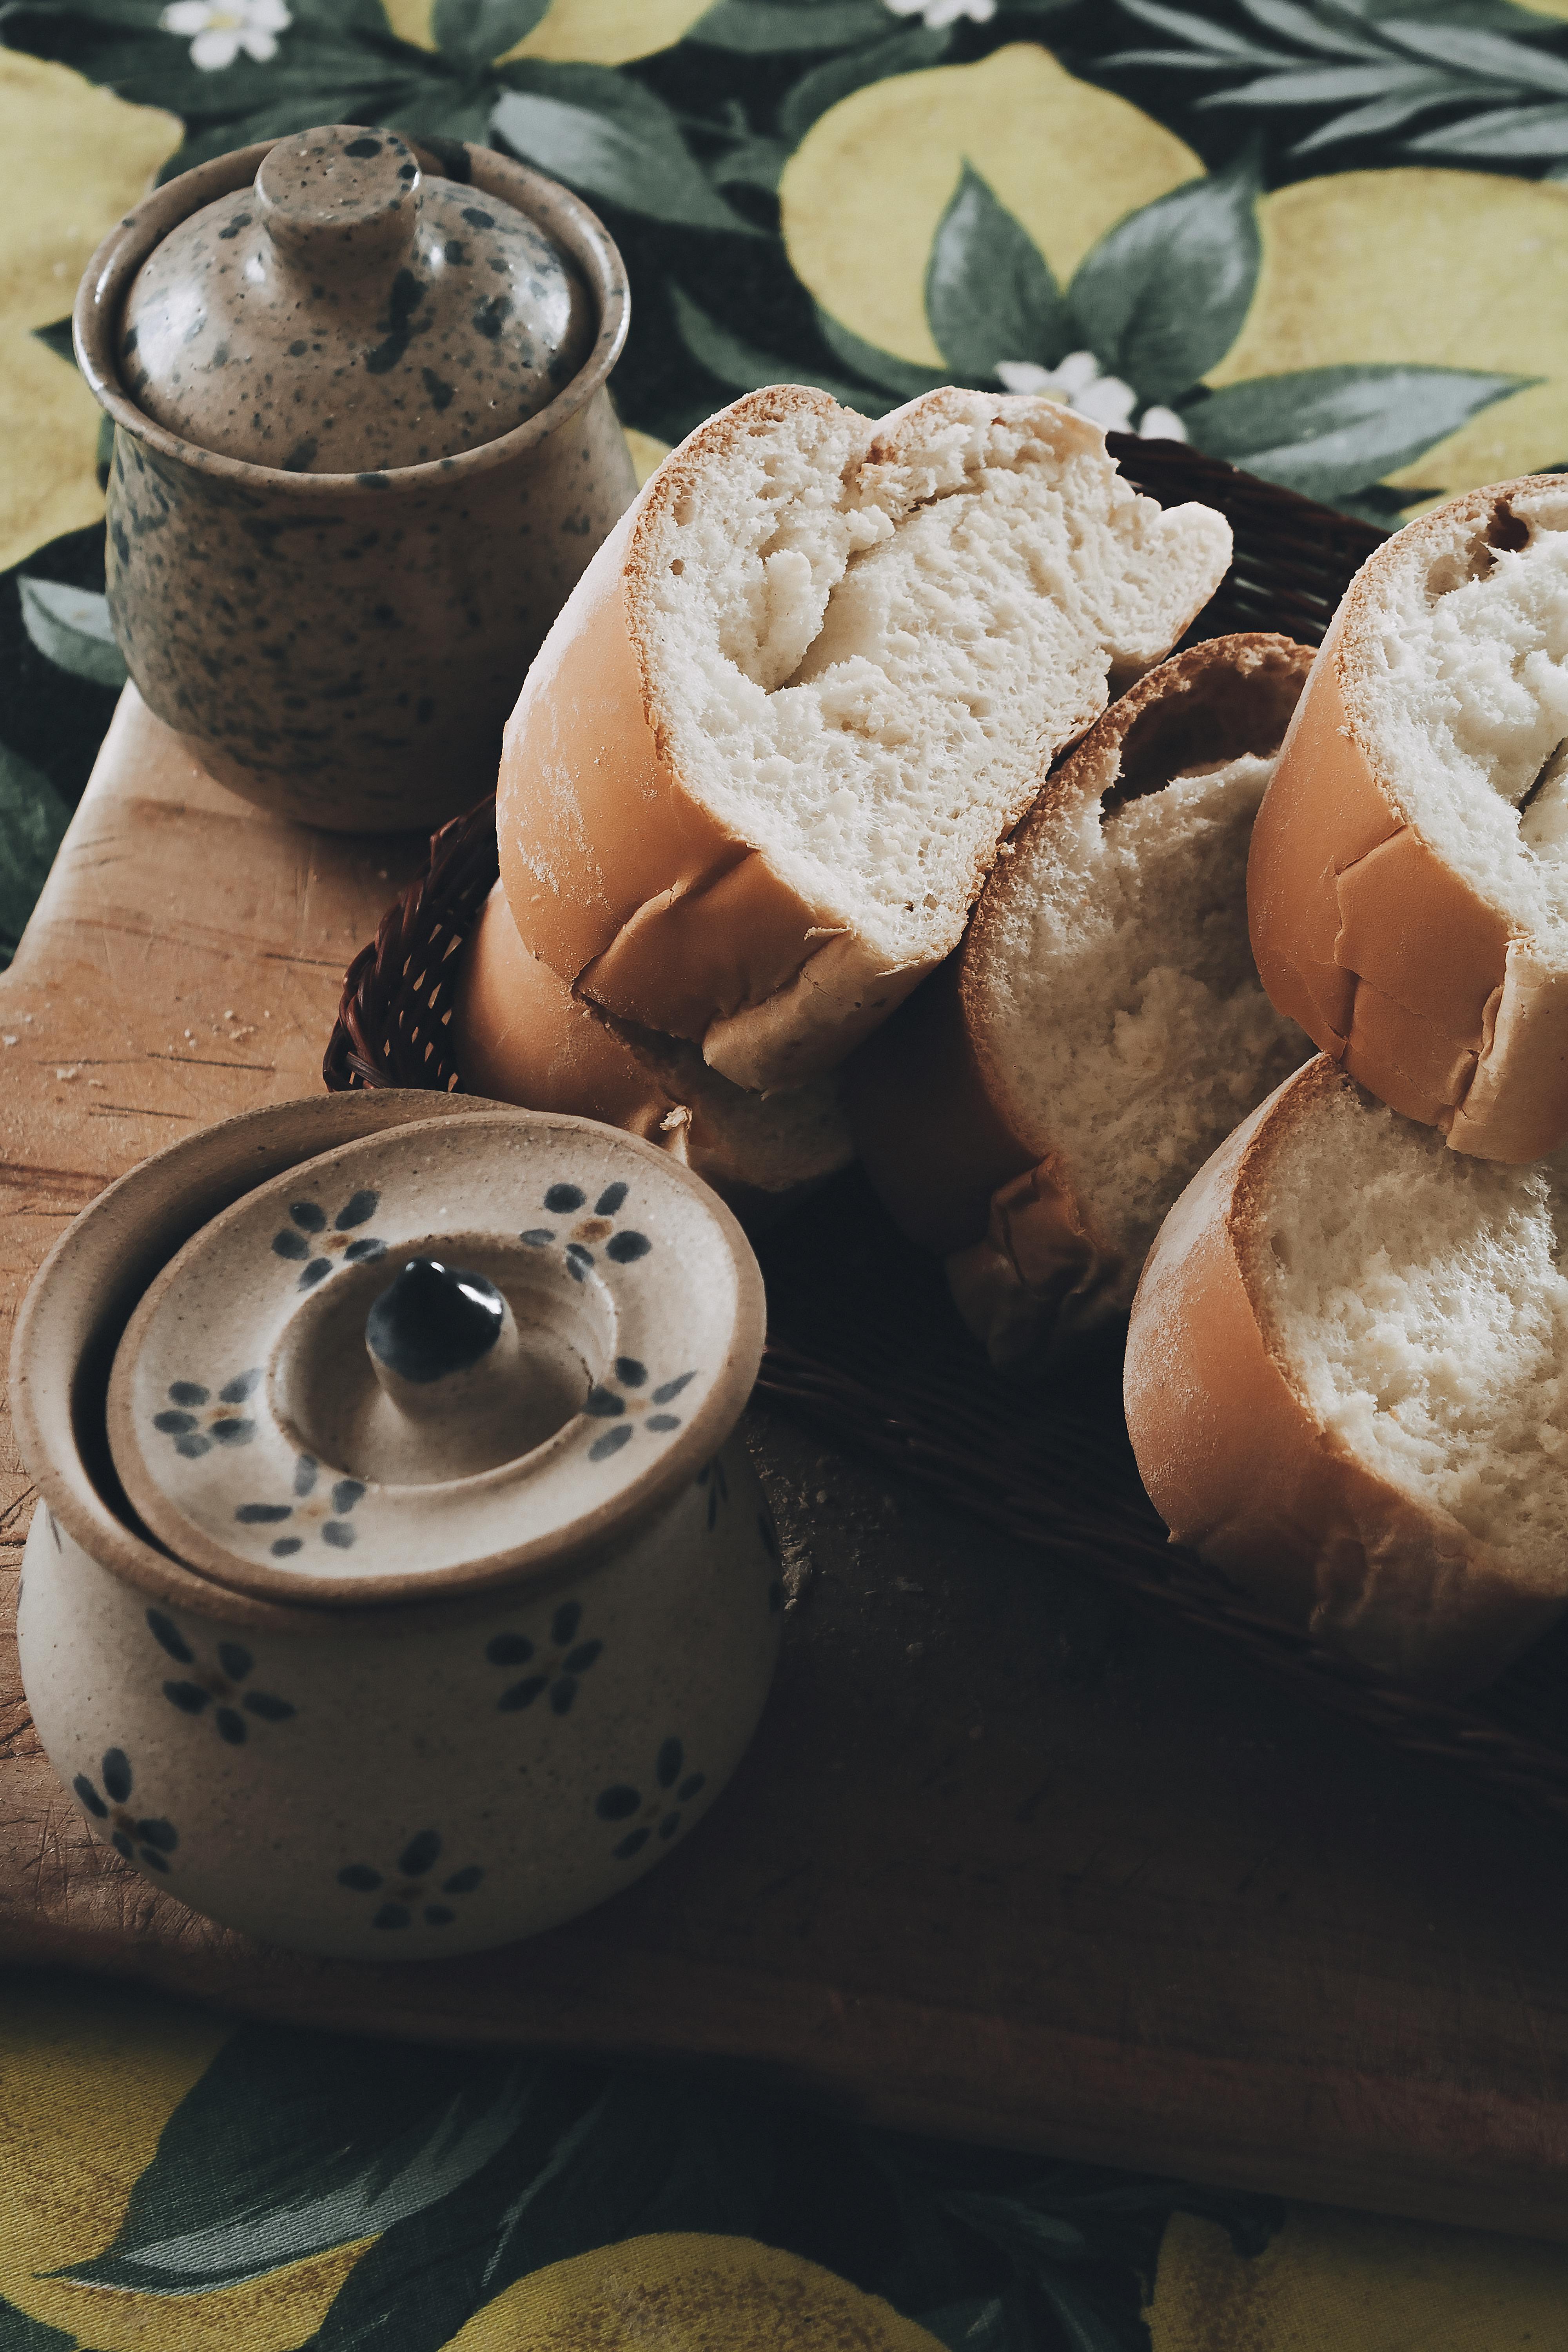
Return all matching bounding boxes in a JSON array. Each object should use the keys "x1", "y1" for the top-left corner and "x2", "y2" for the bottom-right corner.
[
  {"x1": 11, "y1": 1094, "x2": 783, "y2": 1961},
  {"x1": 74, "y1": 130, "x2": 637, "y2": 832}
]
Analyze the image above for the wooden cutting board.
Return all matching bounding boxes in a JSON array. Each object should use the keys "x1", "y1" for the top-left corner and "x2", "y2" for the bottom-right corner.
[{"x1": 5, "y1": 691, "x2": 1568, "y2": 2243}]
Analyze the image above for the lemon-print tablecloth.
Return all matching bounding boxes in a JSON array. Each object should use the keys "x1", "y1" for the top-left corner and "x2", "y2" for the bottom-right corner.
[{"x1": 5, "y1": 1, "x2": 1568, "y2": 2343}]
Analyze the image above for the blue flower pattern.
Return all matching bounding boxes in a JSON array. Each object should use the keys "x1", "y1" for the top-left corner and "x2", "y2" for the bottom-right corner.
[
  {"x1": 595, "y1": 1737, "x2": 706, "y2": 1861},
  {"x1": 485, "y1": 1597, "x2": 602, "y2": 1716},
  {"x1": 151, "y1": 1367, "x2": 261, "y2": 1458},
  {"x1": 521, "y1": 1176, "x2": 699, "y2": 1467},
  {"x1": 71, "y1": 1747, "x2": 179, "y2": 1874},
  {"x1": 145, "y1": 1608, "x2": 297, "y2": 1742},
  {"x1": 270, "y1": 1187, "x2": 385, "y2": 1291},
  {"x1": 520, "y1": 1178, "x2": 652, "y2": 1276},
  {"x1": 336, "y1": 1829, "x2": 484, "y2": 1931},
  {"x1": 234, "y1": 1459, "x2": 366, "y2": 1557}
]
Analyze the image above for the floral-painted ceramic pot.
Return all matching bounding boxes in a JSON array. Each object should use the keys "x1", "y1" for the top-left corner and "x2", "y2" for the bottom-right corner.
[
  {"x1": 11, "y1": 1094, "x2": 781, "y2": 1960},
  {"x1": 73, "y1": 128, "x2": 637, "y2": 833}
]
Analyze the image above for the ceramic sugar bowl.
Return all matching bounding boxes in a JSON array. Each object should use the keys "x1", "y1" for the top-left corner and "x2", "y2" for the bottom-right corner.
[
  {"x1": 74, "y1": 126, "x2": 637, "y2": 831},
  {"x1": 11, "y1": 1093, "x2": 782, "y2": 1959}
]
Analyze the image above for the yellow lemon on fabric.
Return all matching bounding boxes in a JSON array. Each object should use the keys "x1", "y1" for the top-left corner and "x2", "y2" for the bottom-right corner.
[
  {"x1": 0, "y1": 50, "x2": 179, "y2": 575},
  {"x1": 779, "y1": 45, "x2": 1201, "y2": 371},
  {"x1": 381, "y1": 0, "x2": 711, "y2": 60},
  {"x1": 444, "y1": 2231, "x2": 949, "y2": 2350},
  {"x1": 1149, "y1": 2203, "x2": 1568, "y2": 2351},
  {"x1": 0, "y1": 1979, "x2": 366, "y2": 2352},
  {"x1": 1210, "y1": 168, "x2": 1568, "y2": 500}
]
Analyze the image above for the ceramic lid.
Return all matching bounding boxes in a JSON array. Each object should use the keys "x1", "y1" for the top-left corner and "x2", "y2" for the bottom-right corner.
[
  {"x1": 105, "y1": 1111, "x2": 764, "y2": 1607},
  {"x1": 117, "y1": 124, "x2": 595, "y2": 473}
]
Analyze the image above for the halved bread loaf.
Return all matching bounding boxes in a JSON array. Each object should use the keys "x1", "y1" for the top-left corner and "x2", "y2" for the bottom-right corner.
[
  {"x1": 497, "y1": 384, "x2": 1232, "y2": 1093},
  {"x1": 848, "y1": 635, "x2": 1313, "y2": 1365},
  {"x1": 1125, "y1": 1055, "x2": 1568, "y2": 1695},
  {"x1": 1249, "y1": 474, "x2": 1568, "y2": 1163},
  {"x1": 454, "y1": 881, "x2": 852, "y2": 1223}
]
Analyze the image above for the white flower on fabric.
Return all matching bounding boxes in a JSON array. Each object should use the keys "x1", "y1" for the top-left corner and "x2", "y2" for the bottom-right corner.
[
  {"x1": 883, "y1": 0, "x2": 996, "y2": 27},
  {"x1": 996, "y1": 355, "x2": 1189, "y2": 442},
  {"x1": 160, "y1": 0, "x2": 291, "y2": 70}
]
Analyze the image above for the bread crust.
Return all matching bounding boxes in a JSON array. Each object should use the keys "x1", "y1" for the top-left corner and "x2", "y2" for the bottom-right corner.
[
  {"x1": 849, "y1": 633, "x2": 1312, "y2": 1364},
  {"x1": 1248, "y1": 475, "x2": 1568, "y2": 1162},
  {"x1": 496, "y1": 387, "x2": 918, "y2": 1093},
  {"x1": 1124, "y1": 1056, "x2": 1568, "y2": 1695},
  {"x1": 454, "y1": 881, "x2": 850, "y2": 1221},
  {"x1": 498, "y1": 383, "x2": 1228, "y2": 1094}
]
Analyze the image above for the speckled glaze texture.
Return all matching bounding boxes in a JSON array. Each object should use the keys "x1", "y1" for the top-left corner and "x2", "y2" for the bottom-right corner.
[
  {"x1": 11, "y1": 1095, "x2": 781, "y2": 1960},
  {"x1": 122, "y1": 127, "x2": 593, "y2": 471},
  {"x1": 76, "y1": 131, "x2": 636, "y2": 832}
]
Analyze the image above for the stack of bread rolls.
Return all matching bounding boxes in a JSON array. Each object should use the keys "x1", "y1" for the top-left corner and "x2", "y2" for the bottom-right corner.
[
  {"x1": 459, "y1": 372, "x2": 1568, "y2": 1693},
  {"x1": 1124, "y1": 476, "x2": 1568, "y2": 1695},
  {"x1": 457, "y1": 381, "x2": 1231, "y2": 1215}
]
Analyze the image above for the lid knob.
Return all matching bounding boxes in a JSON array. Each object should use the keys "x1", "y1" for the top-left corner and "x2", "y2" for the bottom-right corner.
[
  {"x1": 359, "y1": 1254, "x2": 592, "y2": 1479},
  {"x1": 365, "y1": 1258, "x2": 514, "y2": 1418},
  {"x1": 255, "y1": 125, "x2": 421, "y2": 279}
]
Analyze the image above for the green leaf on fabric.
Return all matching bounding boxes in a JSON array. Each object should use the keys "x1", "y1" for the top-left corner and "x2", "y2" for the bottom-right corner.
[
  {"x1": 432, "y1": 0, "x2": 548, "y2": 60},
  {"x1": 53, "y1": 2029, "x2": 537, "y2": 2293},
  {"x1": 303, "y1": 2063, "x2": 608, "y2": 2352},
  {"x1": 1068, "y1": 147, "x2": 1261, "y2": 406},
  {"x1": 1233, "y1": 0, "x2": 1381, "y2": 60},
  {"x1": 1405, "y1": 100, "x2": 1568, "y2": 156},
  {"x1": 29, "y1": 318, "x2": 77, "y2": 370},
  {"x1": 1288, "y1": 83, "x2": 1461, "y2": 152},
  {"x1": 1374, "y1": 15, "x2": 1568, "y2": 93},
  {"x1": 0, "y1": 741, "x2": 71, "y2": 965},
  {"x1": 708, "y1": 134, "x2": 790, "y2": 191},
  {"x1": 1183, "y1": 363, "x2": 1530, "y2": 499},
  {"x1": 1110, "y1": 0, "x2": 1283, "y2": 61},
  {"x1": 814, "y1": 307, "x2": 950, "y2": 400},
  {"x1": 17, "y1": 579, "x2": 127, "y2": 692},
  {"x1": 384, "y1": 88, "x2": 499, "y2": 144},
  {"x1": 916, "y1": 2297, "x2": 1019, "y2": 2352},
  {"x1": 1032, "y1": 2275, "x2": 1143, "y2": 2352},
  {"x1": 0, "y1": 2299, "x2": 75, "y2": 2352},
  {"x1": 1198, "y1": 60, "x2": 1457, "y2": 107},
  {"x1": 670, "y1": 285, "x2": 887, "y2": 412},
  {"x1": 777, "y1": 26, "x2": 949, "y2": 142},
  {"x1": 308, "y1": 2071, "x2": 774, "y2": 2352},
  {"x1": 491, "y1": 70, "x2": 761, "y2": 234},
  {"x1": 925, "y1": 162, "x2": 1070, "y2": 379},
  {"x1": 687, "y1": 0, "x2": 896, "y2": 53}
]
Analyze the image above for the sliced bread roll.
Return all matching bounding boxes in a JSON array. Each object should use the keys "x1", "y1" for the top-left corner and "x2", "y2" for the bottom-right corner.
[
  {"x1": 454, "y1": 881, "x2": 852, "y2": 1223},
  {"x1": 1125, "y1": 1055, "x2": 1568, "y2": 1695},
  {"x1": 497, "y1": 383, "x2": 1232, "y2": 1094},
  {"x1": 848, "y1": 635, "x2": 1313, "y2": 1365},
  {"x1": 1249, "y1": 474, "x2": 1568, "y2": 1163}
]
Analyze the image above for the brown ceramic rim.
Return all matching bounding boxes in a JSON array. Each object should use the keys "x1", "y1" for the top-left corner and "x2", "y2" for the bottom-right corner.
[
  {"x1": 73, "y1": 134, "x2": 630, "y2": 495},
  {"x1": 100, "y1": 1109, "x2": 765, "y2": 1611},
  {"x1": 11, "y1": 1094, "x2": 760, "y2": 1634}
]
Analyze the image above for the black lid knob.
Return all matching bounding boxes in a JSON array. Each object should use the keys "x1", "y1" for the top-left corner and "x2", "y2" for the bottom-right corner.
[{"x1": 365, "y1": 1258, "x2": 504, "y2": 1386}]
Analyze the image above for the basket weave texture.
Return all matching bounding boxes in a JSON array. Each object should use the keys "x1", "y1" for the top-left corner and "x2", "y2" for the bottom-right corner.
[{"x1": 324, "y1": 440, "x2": 1568, "y2": 1844}]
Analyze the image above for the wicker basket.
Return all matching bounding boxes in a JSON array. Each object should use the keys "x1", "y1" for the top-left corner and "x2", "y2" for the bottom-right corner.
[{"x1": 325, "y1": 440, "x2": 1568, "y2": 1844}]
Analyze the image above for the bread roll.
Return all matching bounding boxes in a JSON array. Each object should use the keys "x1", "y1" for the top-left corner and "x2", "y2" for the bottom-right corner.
[
  {"x1": 454, "y1": 882, "x2": 851, "y2": 1223},
  {"x1": 1248, "y1": 474, "x2": 1568, "y2": 1163},
  {"x1": 1125, "y1": 1055, "x2": 1568, "y2": 1694},
  {"x1": 497, "y1": 383, "x2": 1231, "y2": 1094},
  {"x1": 849, "y1": 635, "x2": 1312, "y2": 1365}
]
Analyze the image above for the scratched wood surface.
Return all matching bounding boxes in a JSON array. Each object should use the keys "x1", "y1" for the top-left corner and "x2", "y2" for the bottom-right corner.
[{"x1": 4, "y1": 691, "x2": 1568, "y2": 2242}]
